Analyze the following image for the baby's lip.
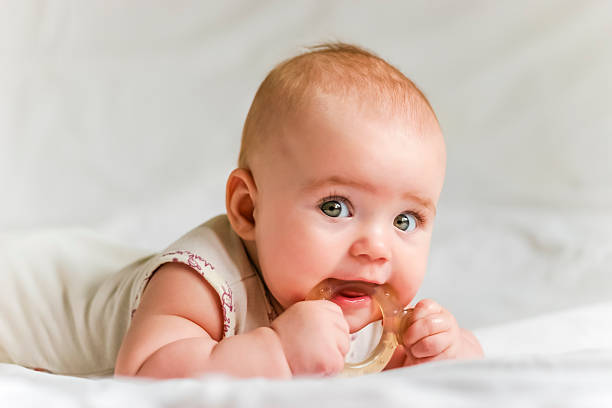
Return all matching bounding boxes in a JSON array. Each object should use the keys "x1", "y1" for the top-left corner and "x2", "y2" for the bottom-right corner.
[
  {"x1": 330, "y1": 292, "x2": 372, "y2": 308},
  {"x1": 333, "y1": 275, "x2": 385, "y2": 285},
  {"x1": 331, "y1": 283, "x2": 376, "y2": 303},
  {"x1": 306, "y1": 278, "x2": 386, "y2": 303}
]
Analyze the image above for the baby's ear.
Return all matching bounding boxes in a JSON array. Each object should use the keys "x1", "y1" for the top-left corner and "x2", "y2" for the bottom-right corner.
[{"x1": 225, "y1": 168, "x2": 257, "y2": 241}]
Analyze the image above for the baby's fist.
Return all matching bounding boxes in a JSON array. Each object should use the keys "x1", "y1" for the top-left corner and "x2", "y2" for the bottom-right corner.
[
  {"x1": 401, "y1": 299, "x2": 461, "y2": 365},
  {"x1": 271, "y1": 300, "x2": 350, "y2": 376}
]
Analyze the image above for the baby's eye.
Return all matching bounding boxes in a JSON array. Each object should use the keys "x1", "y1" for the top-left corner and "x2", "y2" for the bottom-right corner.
[
  {"x1": 320, "y1": 200, "x2": 350, "y2": 218},
  {"x1": 393, "y1": 213, "x2": 417, "y2": 232}
]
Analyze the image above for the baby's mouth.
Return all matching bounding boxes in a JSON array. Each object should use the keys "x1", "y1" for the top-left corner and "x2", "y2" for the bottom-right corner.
[
  {"x1": 307, "y1": 278, "x2": 381, "y2": 309},
  {"x1": 307, "y1": 279, "x2": 385, "y2": 332},
  {"x1": 339, "y1": 289, "x2": 367, "y2": 298},
  {"x1": 331, "y1": 289, "x2": 372, "y2": 306}
]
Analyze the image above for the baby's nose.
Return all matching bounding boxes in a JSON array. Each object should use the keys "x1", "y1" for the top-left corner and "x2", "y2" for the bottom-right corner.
[{"x1": 348, "y1": 233, "x2": 391, "y2": 263}]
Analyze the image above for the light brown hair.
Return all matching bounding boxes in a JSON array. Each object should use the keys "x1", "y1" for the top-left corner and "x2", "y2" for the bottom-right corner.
[{"x1": 238, "y1": 42, "x2": 438, "y2": 169}]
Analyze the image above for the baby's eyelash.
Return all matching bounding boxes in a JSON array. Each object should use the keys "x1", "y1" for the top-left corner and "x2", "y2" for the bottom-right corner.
[
  {"x1": 405, "y1": 209, "x2": 427, "y2": 226},
  {"x1": 318, "y1": 187, "x2": 348, "y2": 200},
  {"x1": 318, "y1": 192, "x2": 348, "y2": 204}
]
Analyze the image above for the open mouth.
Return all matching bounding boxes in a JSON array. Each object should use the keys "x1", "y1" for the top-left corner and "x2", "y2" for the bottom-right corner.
[
  {"x1": 331, "y1": 289, "x2": 372, "y2": 306},
  {"x1": 307, "y1": 279, "x2": 386, "y2": 331},
  {"x1": 339, "y1": 289, "x2": 368, "y2": 298}
]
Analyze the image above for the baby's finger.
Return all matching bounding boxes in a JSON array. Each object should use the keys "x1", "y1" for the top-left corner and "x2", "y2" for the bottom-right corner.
[
  {"x1": 411, "y1": 299, "x2": 443, "y2": 321},
  {"x1": 412, "y1": 343, "x2": 458, "y2": 364},
  {"x1": 409, "y1": 331, "x2": 452, "y2": 359},
  {"x1": 402, "y1": 313, "x2": 451, "y2": 347},
  {"x1": 315, "y1": 301, "x2": 349, "y2": 333},
  {"x1": 337, "y1": 330, "x2": 351, "y2": 355},
  {"x1": 319, "y1": 300, "x2": 345, "y2": 315},
  {"x1": 332, "y1": 316, "x2": 350, "y2": 334}
]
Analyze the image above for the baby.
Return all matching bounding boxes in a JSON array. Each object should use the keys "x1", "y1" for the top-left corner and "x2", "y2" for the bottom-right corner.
[
  {"x1": 112, "y1": 43, "x2": 483, "y2": 378},
  {"x1": 0, "y1": 42, "x2": 482, "y2": 378}
]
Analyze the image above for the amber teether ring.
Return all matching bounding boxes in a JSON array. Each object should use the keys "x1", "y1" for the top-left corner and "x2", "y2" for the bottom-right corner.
[{"x1": 306, "y1": 279, "x2": 412, "y2": 377}]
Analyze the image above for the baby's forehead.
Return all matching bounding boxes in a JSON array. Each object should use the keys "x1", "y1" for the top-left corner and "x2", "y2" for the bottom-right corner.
[
  {"x1": 282, "y1": 91, "x2": 441, "y2": 143},
  {"x1": 257, "y1": 96, "x2": 446, "y2": 202},
  {"x1": 252, "y1": 97, "x2": 444, "y2": 183}
]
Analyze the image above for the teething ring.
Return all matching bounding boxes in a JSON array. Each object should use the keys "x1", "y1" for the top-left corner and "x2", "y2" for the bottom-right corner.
[{"x1": 306, "y1": 279, "x2": 409, "y2": 377}]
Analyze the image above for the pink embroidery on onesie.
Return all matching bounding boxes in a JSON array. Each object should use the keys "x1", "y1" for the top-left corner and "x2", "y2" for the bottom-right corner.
[
  {"x1": 220, "y1": 285, "x2": 233, "y2": 335},
  {"x1": 162, "y1": 250, "x2": 215, "y2": 271}
]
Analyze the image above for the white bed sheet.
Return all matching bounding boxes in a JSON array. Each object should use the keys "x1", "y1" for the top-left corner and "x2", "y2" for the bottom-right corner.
[{"x1": 2, "y1": 350, "x2": 612, "y2": 407}]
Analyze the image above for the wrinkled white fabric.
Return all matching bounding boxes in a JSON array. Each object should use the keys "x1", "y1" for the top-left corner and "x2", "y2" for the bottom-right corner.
[{"x1": 1, "y1": 342, "x2": 612, "y2": 407}]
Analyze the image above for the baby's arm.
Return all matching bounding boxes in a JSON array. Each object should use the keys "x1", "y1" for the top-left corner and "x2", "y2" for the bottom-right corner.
[
  {"x1": 114, "y1": 263, "x2": 291, "y2": 378},
  {"x1": 114, "y1": 262, "x2": 350, "y2": 378}
]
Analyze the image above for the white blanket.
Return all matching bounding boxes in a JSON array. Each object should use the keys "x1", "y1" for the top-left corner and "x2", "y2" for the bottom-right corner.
[
  {"x1": 3, "y1": 355, "x2": 612, "y2": 408},
  {"x1": 2, "y1": 349, "x2": 612, "y2": 407}
]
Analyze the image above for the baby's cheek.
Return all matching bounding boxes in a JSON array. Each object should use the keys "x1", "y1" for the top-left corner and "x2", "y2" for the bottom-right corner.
[
  {"x1": 260, "y1": 245, "x2": 322, "y2": 303},
  {"x1": 393, "y1": 260, "x2": 427, "y2": 306},
  {"x1": 282, "y1": 226, "x2": 330, "y2": 268}
]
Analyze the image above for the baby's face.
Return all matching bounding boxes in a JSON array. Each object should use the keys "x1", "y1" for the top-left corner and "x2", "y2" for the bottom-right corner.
[{"x1": 249, "y1": 95, "x2": 446, "y2": 332}]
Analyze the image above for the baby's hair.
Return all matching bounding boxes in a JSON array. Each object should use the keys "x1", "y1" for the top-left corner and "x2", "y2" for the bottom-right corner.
[{"x1": 238, "y1": 42, "x2": 438, "y2": 169}]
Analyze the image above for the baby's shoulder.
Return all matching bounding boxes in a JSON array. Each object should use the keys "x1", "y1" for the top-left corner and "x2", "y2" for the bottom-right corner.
[{"x1": 137, "y1": 262, "x2": 225, "y2": 341}]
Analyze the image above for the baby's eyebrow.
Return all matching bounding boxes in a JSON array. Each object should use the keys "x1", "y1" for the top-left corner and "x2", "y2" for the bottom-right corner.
[
  {"x1": 304, "y1": 175, "x2": 374, "y2": 193},
  {"x1": 403, "y1": 192, "x2": 437, "y2": 215},
  {"x1": 303, "y1": 175, "x2": 436, "y2": 214}
]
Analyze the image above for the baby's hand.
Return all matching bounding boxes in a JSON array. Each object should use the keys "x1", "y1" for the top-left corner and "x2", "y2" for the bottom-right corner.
[
  {"x1": 401, "y1": 299, "x2": 464, "y2": 365},
  {"x1": 271, "y1": 300, "x2": 350, "y2": 376}
]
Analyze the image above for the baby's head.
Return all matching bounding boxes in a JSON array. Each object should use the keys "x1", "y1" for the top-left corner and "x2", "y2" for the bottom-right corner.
[{"x1": 226, "y1": 43, "x2": 446, "y2": 332}]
